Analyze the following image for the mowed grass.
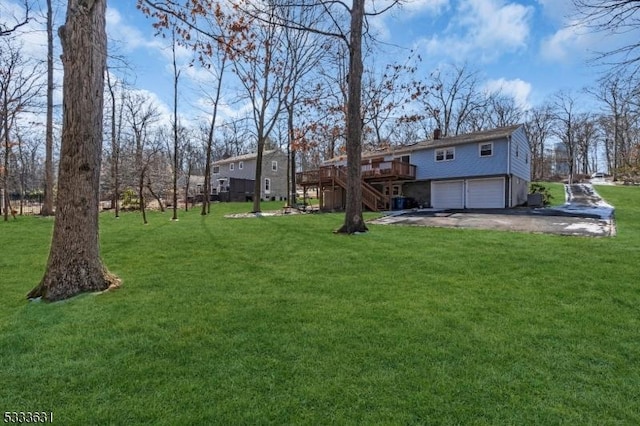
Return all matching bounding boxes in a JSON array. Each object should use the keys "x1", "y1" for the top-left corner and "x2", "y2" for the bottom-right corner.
[{"x1": 1, "y1": 188, "x2": 639, "y2": 425}]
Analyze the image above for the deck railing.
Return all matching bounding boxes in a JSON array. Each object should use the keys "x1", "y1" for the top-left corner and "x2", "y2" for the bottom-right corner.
[{"x1": 296, "y1": 160, "x2": 416, "y2": 184}]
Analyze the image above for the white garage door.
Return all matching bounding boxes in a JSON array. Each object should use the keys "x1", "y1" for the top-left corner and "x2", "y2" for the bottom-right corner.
[
  {"x1": 466, "y1": 178, "x2": 505, "y2": 208},
  {"x1": 431, "y1": 180, "x2": 464, "y2": 209}
]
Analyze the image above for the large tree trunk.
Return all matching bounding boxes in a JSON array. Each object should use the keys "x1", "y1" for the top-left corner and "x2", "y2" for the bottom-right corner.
[
  {"x1": 40, "y1": 0, "x2": 55, "y2": 217},
  {"x1": 28, "y1": 0, "x2": 120, "y2": 301},
  {"x1": 336, "y1": 0, "x2": 367, "y2": 234}
]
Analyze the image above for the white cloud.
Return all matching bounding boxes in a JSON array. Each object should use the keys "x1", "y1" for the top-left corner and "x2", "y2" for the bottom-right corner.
[
  {"x1": 400, "y1": 0, "x2": 450, "y2": 15},
  {"x1": 484, "y1": 78, "x2": 532, "y2": 109},
  {"x1": 456, "y1": 0, "x2": 532, "y2": 54},
  {"x1": 539, "y1": 23, "x2": 587, "y2": 63},
  {"x1": 106, "y1": 7, "x2": 166, "y2": 53},
  {"x1": 415, "y1": 0, "x2": 533, "y2": 63}
]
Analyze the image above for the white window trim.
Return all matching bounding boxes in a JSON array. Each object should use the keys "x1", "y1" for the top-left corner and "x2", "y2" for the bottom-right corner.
[
  {"x1": 239, "y1": 161, "x2": 243, "y2": 170},
  {"x1": 229, "y1": 163, "x2": 235, "y2": 171},
  {"x1": 479, "y1": 142, "x2": 493, "y2": 157},
  {"x1": 271, "y1": 160, "x2": 277, "y2": 172},
  {"x1": 435, "y1": 147, "x2": 455, "y2": 162},
  {"x1": 264, "y1": 177, "x2": 271, "y2": 194}
]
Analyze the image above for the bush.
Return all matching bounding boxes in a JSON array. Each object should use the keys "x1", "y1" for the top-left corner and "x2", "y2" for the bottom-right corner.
[
  {"x1": 529, "y1": 183, "x2": 553, "y2": 206},
  {"x1": 121, "y1": 188, "x2": 139, "y2": 210}
]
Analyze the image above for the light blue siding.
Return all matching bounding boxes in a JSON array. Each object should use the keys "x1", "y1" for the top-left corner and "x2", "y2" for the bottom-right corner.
[
  {"x1": 509, "y1": 126, "x2": 531, "y2": 181},
  {"x1": 412, "y1": 139, "x2": 510, "y2": 180},
  {"x1": 409, "y1": 125, "x2": 530, "y2": 182}
]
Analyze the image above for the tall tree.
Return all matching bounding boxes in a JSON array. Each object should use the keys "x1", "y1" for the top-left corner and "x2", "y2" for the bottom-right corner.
[
  {"x1": 588, "y1": 75, "x2": 639, "y2": 178},
  {"x1": 124, "y1": 91, "x2": 160, "y2": 225},
  {"x1": 550, "y1": 90, "x2": 581, "y2": 182},
  {"x1": 170, "y1": 28, "x2": 181, "y2": 221},
  {"x1": 524, "y1": 104, "x2": 554, "y2": 180},
  {"x1": 336, "y1": 0, "x2": 366, "y2": 233},
  {"x1": 230, "y1": 3, "x2": 289, "y2": 213},
  {"x1": 28, "y1": 0, "x2": 120, "y2": 301},
  {"x1": 105, "y1": 67, "x2": 124, "y2": 217},
  {"x1": 192, "y1": 4, "x2": 234, "y2": 216},
  {"x1": 40, "y1": 0, "x2": 56, "y2": 216},
  {"x1": 574, "y1": 113, "x2": 599, "y2": 174}
]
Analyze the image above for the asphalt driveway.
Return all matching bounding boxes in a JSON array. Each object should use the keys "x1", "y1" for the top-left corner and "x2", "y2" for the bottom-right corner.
[{"x1": 369, "y1": 184, "x2": 615, "y2": 237}]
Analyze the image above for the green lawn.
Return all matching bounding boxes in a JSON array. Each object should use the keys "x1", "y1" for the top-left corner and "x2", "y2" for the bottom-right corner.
[{"x1": 1, "y1": 187, "x2": 639, "y2": 425}]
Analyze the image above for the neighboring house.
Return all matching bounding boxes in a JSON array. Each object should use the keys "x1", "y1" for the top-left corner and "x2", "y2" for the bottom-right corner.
[
  {"x1": 297, "y1": 124, "x2": 531, "y2": 210},
  {"x1": 212, "y1": 149, "x2": 288, "y2": 202}
]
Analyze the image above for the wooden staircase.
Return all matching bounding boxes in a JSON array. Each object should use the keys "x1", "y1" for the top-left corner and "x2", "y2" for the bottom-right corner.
[{"x1": 333, "y1": 167, "x2": 388, "y2": 211}]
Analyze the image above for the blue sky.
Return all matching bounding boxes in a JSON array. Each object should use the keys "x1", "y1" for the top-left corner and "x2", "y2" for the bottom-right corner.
[{"x1": 5, "y1": 0, "x2": 636, "y2": 124}]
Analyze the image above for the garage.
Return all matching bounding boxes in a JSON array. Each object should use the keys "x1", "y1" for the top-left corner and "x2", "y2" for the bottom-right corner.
[
  {"x1": 466, "y1": 177, "x2": 505, "y2": 208},
  {"x1": 431, "y1": 180, "x2": 464, "y2": 209}
]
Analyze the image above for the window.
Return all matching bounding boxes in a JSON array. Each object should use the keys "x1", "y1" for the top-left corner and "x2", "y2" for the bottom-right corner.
[
  {"x1": 272, "y1": 161, "x2": 277, "y2": 172},
  {"x1": 213, "y1": 165, "x2": 220, "y2": 174},
  {"x1": 229, "y1": 163, "x2": 235, "y2": 171},
  {"x1": 435, "y1": 148, "x2": 454, "y2": 162},
  {"x1": 395, "y1": 155, "x2": 410, "y2": 163},
  {"x1": 264, "y1": 178, "x2": 271, "y2": 194},
  {"x1": 384, "y1": 185, "x2": 401, "y2": 196},
  {"x1": 239, "y1": 161, "x2": 244, "y2": 170},
  {"x1": 479, "y1": 142, "x2": 493, "y2": 157}
]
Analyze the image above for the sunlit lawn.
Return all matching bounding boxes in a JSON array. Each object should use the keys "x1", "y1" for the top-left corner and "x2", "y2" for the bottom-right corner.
[{"x1": 1, "y1": 186, "x2": 639, "y2": 424}]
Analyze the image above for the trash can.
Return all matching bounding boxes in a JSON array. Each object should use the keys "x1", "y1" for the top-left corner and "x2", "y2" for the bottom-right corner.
[{"x1": 392, "y1": 197, "x2": 406, "y2": 210}]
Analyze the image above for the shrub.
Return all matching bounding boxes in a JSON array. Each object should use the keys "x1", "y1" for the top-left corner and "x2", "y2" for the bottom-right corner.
[{"x1": 529, "y1": 183, "x2": 553, "y2": 206}]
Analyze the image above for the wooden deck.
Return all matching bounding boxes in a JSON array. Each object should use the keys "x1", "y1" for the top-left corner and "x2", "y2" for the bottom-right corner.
[
  {"x1": 296, "y1": 161, "x2": 416, "y2": 212},
  {"x1": 297, "y1": 161, "x2": 416, "y2": 186}
]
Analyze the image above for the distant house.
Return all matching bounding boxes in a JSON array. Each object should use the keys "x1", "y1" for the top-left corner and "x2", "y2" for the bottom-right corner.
[
  {"x1": 212, "y1": 149, "x2": 288, "y2": 202},
  {"x1": 297, "y1": 124, "x2": 531, "y2": 210}
]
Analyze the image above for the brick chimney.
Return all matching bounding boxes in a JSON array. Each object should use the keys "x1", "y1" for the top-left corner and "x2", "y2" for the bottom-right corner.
[{"x1": 434, "y1": 128, "x2": 441, "y2": 140}]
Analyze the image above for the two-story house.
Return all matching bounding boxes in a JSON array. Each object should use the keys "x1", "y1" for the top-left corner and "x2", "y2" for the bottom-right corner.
[
  {"x1": 212, "y1": 149, "x2": 288, "y2": 202},
  {"x1": 297, "y1": 124, "x2": 531, "y2": 210}
]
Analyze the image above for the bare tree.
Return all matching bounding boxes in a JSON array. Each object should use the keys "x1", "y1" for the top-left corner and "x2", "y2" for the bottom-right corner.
[
  {"x1": 40, "y1": 0, "x2": 56, "y2": 216},
  {"x1": 105, "y1": 67, "x2": 127, "y2": 217},
  {"x1": 414, "y1": 63, "x2": 489, "y2": 137},
  {"x1": 138, "y1": 0, "x2": 402, "y2": 232},
  {"x1": 124, "y1": 91, "x2": 160, "y2": 224},
  {"x1": 487, "y1": 93, "x2": 524, "y2": 129},
  {"x1": 550, "y1": 90, "x2": 582, "y2": 182},
  {"x1": 281, "y1": 9, "x2": 327, "y2": 206},
  {"x1": 0, "y1": 37, "x2": 45, "y2": 221},
  {"x1": 14, "y1": 125, "x2": 42, "y2": 214},
  {"x1": 0, "y1": 0, "x2": 32, "y2": 37},
  {"x1": 192, "y1": 6, "x2": 235, "y2": 216},
  {"x1": 525, "y1": 104, "x2": 554, "y2": 180},
  {"x1": 361, "y1": 56, "x2": 420, "y2": 148},
  {"x1": 229, "y1": 4, "x2": 290, "y2": 212},
  {"x1": 573, "y1": 0, "x2": 640, "y2": 76},
  {"x1": 587, "y1": 75, "x2": 639, "y2": 178},
  {"x1": 574, "y1": 113, "x2": 600, "y2": 174},
  {"x1": 28, "y1": 0, "x2": 120, "y2": 301},
  {"x1": 170, "y1": 28, "x2": 181, "y2": 221}
]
